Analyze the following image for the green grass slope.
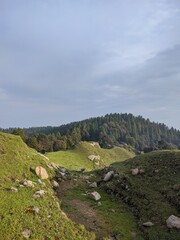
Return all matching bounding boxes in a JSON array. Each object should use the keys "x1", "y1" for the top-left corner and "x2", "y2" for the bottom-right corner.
[
  {"x1": 98, "y1": 150, "x2": 180, "y2": 240},
  {"x1": 45, "y1": 141, "x2": 134, "y2": 171},
  {"x1": 0, "y1": 132, "x2": 95, "y2": 240}
]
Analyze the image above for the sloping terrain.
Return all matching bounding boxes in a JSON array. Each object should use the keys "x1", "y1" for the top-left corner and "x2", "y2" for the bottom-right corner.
[
  {"x1": 0, "y1": 132, "x2": 95, "y2": 239},
  {"x1": 98, "y1": 151, "x2": 180, "y2": 239},
  {"x1": 45, "y1": 141, "x2": 134, "y2": 171},
  {"x1": 52, "y1": 150, "x2": 180, "y2": 240}
]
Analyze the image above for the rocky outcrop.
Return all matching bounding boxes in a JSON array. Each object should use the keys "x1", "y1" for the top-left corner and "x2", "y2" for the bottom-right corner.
[
  {"x1": 35, "y1": 166, "x2": 49, "y2": 179},
  {"x1": 166, "y1": 215, "x2": 180, "y2": 229}
]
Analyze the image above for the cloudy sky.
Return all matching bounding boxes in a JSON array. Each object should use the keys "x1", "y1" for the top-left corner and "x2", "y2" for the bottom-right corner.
[{"x1": 0, "y1": 0, "x2": 180, "y2": 129}]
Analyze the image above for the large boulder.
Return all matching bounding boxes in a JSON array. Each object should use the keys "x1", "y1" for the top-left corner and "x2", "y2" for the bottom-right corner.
[
  {"x1": 88, "y1": 191, "x2": 101, "y2": 201},
  {"x1": 103, "y1": 171, "x2": 114, "y2": 182},
  {"x1": 166, "y1": 215, "x2": 180, "y2": 229},
  {"x1": 35, "y1": 166, "x2": 49, "y2": 179}
]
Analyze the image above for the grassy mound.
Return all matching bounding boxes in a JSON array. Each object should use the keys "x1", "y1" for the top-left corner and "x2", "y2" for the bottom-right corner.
[
  {"x1": 0, "y1": 132, "x2": 95, "y2": 240},
  {"x1": 98, "y1": 150, "x2": 180, "y2": 240},
  {"x1": 45, "y1": 141, "x2": 134, "y2": 171}
]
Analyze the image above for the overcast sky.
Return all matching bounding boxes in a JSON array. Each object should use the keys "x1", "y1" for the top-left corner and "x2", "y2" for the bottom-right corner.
[{"x1": 0, "y1": 0, "x2": 180, "y2": 129}]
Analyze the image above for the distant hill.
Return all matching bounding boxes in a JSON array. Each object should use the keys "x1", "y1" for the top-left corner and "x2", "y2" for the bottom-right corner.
[
  {"x1": 45, "y1": 141, "x2": 135, "y2": 171},
  {"x1": 4, "y1": 113, "x2": 180, "y2": 152}
]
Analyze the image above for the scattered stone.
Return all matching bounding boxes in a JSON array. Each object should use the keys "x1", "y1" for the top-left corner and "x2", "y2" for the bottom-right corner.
[
  {"x1": 47, "y1": 162, "x2": 59, "y2": 170},
  {"x1": 89, "y1": 182, "x2": 97, "y2": 188},
  {"x1": 59, "y1": 167, "x2": 66, "y2": 173},
  {"x1": 97, "y1": 202, "x2": 102, "y2": 206},
  {"x1": 33, "y1": 190, "x2": 46, "y2": 198},
  {"x1": 22, "y1": 229, "x2": 31, "y2": 239},
  {"x1": 77, "y1": 168, "x2": 85, "y2": 173},
  {"x1": 143, "y1": 222, "x2": 154, "y2": 227},
  {"x1": 103, "y1": 171, "x2": 114, "y2": 182},
  {"x1": 109, "y1": 208, "x2": 115, "y2": 213},
  {"x1": 32, "y1": 206, "x2": 39, "y2": 214},
  {"x1": 166, "y1": 215, "x2": 180, "y2": 229},
  {"x1": 36, "y1": 179, "x2": 43, "y2": 185},
  {"x1": 52, "y1": 180, "x2": 59, "y2": 188},
  {"x1": 87, "y1": 191, "x2": 101, "y2": 201},
  {"x1": 23, "y1": 179, "x2": 34, "y2": 187},
  {"x1": 154, "y1": 169, "x2": 159, "y2": 173},
  {"x1": 94, "y1": 161, "x2": 100, "y2": 166},
  {"x1": 139, "y1": 169, "x2": 145, "y2": 174},
  {"x1": 11, "y1": 187, "x2": 18, "y2": 192},
  {"x1": 19, "y1": 184, "x2": 24, "y2": 188},
  {"x1": 131, "y1": 168, "x2": 139, "y2": 176},
  {"x1": 35, "y1": 166, "x2": 49, "y2": 179},
  {"x1": 88, "y1": 155, "x2": 100, "y2": 161},
  {"x1": 14, "y1": 178, "x2": 20, "y2": 183},
  {"x1": 89, "y1": 142, "x2": 100, "y2": 148}
]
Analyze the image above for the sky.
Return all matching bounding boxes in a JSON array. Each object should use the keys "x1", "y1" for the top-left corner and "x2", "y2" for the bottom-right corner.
[{"x1": 0, "y1": 0, "x2": 180, "y2": 129}]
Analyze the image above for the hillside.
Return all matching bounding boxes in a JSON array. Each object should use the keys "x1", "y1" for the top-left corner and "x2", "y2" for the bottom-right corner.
[
  {"x1": 5, "y1": 113, "x2": 180, "y2": 152},
  {"x1": 45, "y1": 141, "x2": 135, "y2": 171},
  {"x1": 0, "y1": 132, "x2": 95, "y2": 239},
  {"x1": 53, "y1": 150, "x2": 180, "y2": 240}
]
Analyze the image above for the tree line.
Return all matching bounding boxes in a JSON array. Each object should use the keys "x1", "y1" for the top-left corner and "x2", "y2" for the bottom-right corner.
[{"x1": 4, "y1": 113, "x2": 180, "y2": 153}]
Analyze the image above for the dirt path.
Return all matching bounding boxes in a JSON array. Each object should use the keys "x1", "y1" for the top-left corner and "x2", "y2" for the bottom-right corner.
[{"x1": 56, "y1": 179, "x2": 109, "y2": 240}]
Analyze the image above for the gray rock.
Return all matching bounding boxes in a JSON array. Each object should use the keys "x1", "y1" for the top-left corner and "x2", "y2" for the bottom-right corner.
[
  {"x1": 22, "y1": 229, "x2": 31, "y2": 239},
  {"x1": 89, "y1": 182, "x2": 97, "y2": 188},
  {"x1": 143, "y1": 222, "x2": 154, "y2": 227},
  {"x1": 52, "y1": 180, "x2": 59, "y2": 188},
  {"x1": 103, "y1": 171, "x2": 114, "y2": 182},
  {"x1": 33, "y1": 190, "x2": 46, "y2": 198},
  {"x1": 97, "y1": 202, "x2": 102, "y2": 206},
  {"x1": 59, "y1": 167, "x2": 66, "y2": 173},
  {"x1": 131, "y1": 168, "x2": 139, "y2": 176},
  {"x1": 35, "y1": 166, "x2": 49, "y2": 179},
  {"x1": 166, "y1": 215, "x2": 180, "y2": 229},
  {"x1": 88, "y1": 191, "x2": 101, "y2": 201}
]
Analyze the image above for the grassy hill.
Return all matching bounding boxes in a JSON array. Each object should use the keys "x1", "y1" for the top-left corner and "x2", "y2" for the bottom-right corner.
[
  {"x1": 0, "y1": 132, "x2": 95, "y2": 240},
  {"x1": 45, "y1": 141, "x2": 135, "y2": 171},
  {"x1": 97, "y1": 150, "x2": 180, "y2": 240}
]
